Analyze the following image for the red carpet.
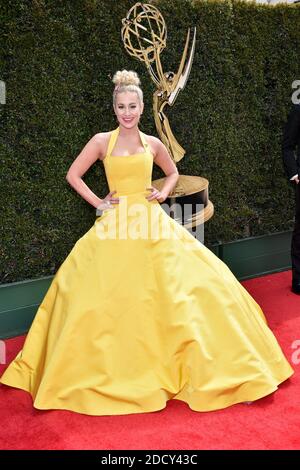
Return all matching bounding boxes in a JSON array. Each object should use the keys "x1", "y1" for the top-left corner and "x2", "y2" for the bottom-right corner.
[{"x1": 0, "y1": 269, "x2": 299, "y2": 450}]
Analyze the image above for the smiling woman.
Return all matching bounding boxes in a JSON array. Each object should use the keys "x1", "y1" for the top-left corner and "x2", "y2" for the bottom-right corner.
[
  {"x1": 110, "y1": 89, "x2": 146, "y2": 157},
  {"x1": 111, "y1": 71, "x2": 146, "y2": 156},
  {"x1": 0, "y1": 69, "x2": 294, "y2": 417}
]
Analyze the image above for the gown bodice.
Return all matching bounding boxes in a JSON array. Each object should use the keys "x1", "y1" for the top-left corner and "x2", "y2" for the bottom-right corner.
[{"x1": 103, "y1": 126, "x2": 154, "y2": 197}]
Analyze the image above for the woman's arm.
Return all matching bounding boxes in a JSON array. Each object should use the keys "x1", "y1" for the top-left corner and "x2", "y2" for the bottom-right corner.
[
  {"x1": 147, "y1": 137, "x2": 179, "y2": 201},
  {"x1": 66, "y1": 134, "x2": 105, "y2": 209}
]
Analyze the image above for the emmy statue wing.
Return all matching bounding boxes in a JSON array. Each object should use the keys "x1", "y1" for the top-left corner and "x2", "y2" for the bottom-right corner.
[{"x1": 168, "y1": 27, "x2": 196, "y2": 106}]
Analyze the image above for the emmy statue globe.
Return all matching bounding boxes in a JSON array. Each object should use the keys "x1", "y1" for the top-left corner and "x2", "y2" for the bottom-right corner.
[{"x1": 121, "y1": 2, "x2": 214, "y2": 235}]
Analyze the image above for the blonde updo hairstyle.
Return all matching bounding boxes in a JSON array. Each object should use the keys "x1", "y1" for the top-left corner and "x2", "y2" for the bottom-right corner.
[{"x1": 112, "y1": 69, "x2": 143, "y2": 108}]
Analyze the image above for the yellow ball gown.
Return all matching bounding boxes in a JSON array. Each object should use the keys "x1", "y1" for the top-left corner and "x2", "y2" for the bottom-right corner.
[{"x1": 0, "y1": 126, "x2": 294, "y2": 415}]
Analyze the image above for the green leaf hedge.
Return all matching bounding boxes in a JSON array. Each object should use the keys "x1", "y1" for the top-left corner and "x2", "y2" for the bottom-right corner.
[{"x1": 1, "y1": 0, "x2": 300, "y2": 282}]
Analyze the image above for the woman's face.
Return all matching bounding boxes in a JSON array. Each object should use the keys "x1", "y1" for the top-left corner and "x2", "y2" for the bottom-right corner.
[{"x1": 114, "y1": 91, "x2": 144, "y2": 129}]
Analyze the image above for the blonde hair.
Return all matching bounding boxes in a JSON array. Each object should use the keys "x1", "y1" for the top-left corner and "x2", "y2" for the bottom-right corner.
[{"x1": 112, "y1": 69, "x2": 143, "y2": 107}]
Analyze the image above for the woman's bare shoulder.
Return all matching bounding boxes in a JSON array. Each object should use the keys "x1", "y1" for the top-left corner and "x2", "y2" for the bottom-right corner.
[
  {"x1": 143, "y1": 134, "x2": 161, "y2": 158},
  {"x1": 93, "y1": 131, "x2": 113, "y2": 160},
  {"x1": 143, "y1": 133, "x2": 160, "y2": 144}
]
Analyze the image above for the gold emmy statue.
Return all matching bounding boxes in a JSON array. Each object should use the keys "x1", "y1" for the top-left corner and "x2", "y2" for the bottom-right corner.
[{"x1": 121, "y1": 2, "x2": 214, "y2": 230}]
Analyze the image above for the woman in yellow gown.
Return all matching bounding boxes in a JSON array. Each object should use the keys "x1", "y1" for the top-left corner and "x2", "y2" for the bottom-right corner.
[{"x1": 0, "y1": 70, "x2": 294, "y2": 415}]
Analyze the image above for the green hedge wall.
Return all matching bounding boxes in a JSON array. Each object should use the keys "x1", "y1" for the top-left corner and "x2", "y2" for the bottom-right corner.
[{"x1": 1, "y1": 0, "x2": 300, "y2": 283}]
